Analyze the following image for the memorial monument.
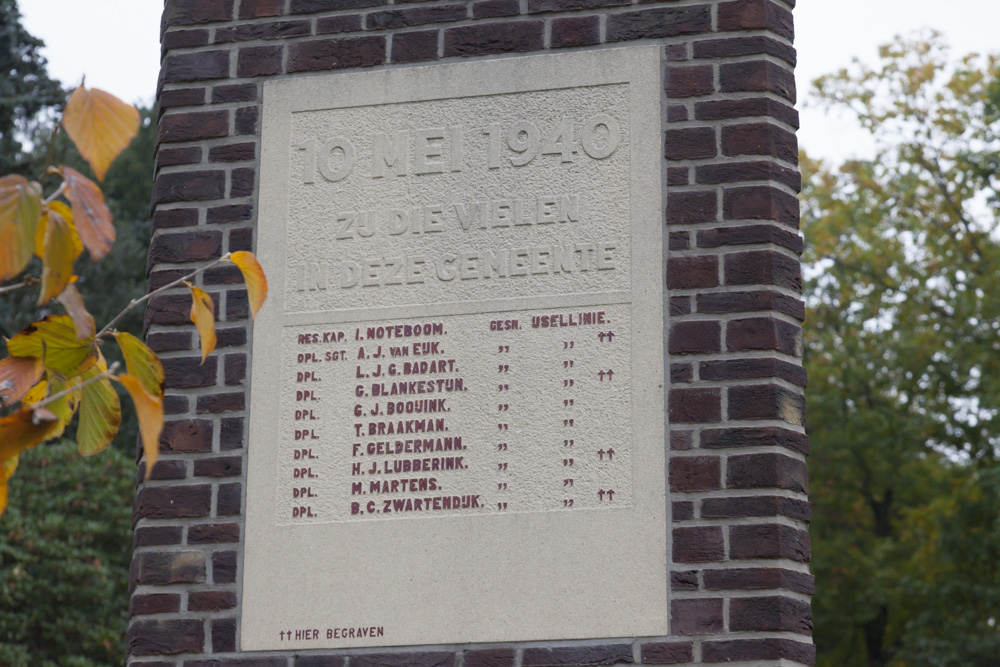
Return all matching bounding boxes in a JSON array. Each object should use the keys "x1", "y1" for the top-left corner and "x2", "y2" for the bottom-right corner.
[{"x1": 131, "y1": 1, "x2": 811, "y2": 665}]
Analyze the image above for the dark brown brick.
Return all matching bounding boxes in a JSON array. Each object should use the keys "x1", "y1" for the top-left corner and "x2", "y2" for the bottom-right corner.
[
  {"x1": 240, "y1": 0, "x2": 283, "y2": 18},
  {"x1": 665, "y1": 43, "x2": 689, "y2": 61},
  {"x1": 231, "y1": 168, "x2": 256, "y2": 197},
  {"x1": 669, "y1": 387, "x2": 721, "y2": 424},
  {"x1": 162, "y1": 28, "x2": 210, "y2": 50},
  {"x1": 724, "y1": 185, "x2": 799, "y2": 226},
  {"x1": 672, "y1": 570, "x2": 698, "y2": 591},
  {"x1": 194, "y1": 456, "x2": 243, "y2": 478},
  {"x1": 701, "y1": 495, "x2": 811, "y2": 521},
  {"x1": 670, "y1": 598, "x2": 723, "y2": 635},
  {"x1": 161, "y1": 420, "x2": 213, "y2": 453},
  {"x1": 220, "y1": 417, "x2": 245, "y2": 450},
  {"x1": 669, "y1": 320, "x2": 720, "y2": 354},
  {"x1": 134, "y1": 485, "x2": 213, "y2": 521},
  {"x1": 149, "y1": 231, "x2": 222, "y2": 266},
  {"x1": 664, "y1": 65, "x2": 713, "y2": 98},
  {"x1": 290, "y1": 0, "x2": 384, "y2": 13},
  {"x1": 392, "y1": 30, "x2": 439, "y2": 64},
  {"x1": 288, "y1": 36, "x2": 386, "y2": 72},
  {"x1": 163, "y1": 0, "x2": 233, "y2": 28},
  {"x1": 670, "y1": 296, "x2": 692, "y2": 316},
  {"x1": 669, "y1": 456, "x2": 721, "y2": 492},
  {"x1": 664, "y1": 127, "x2": 716, "y2": 160},
  {"x1": 464, "y1": 648, "x2": 516, "y2": 667},
  {"x1": 669, "y1": 230, "x2": 690, "y2": 250},
  {"x1": 673, "y1": 525, "x2": 724, "y2": 562},
  {"x1": 702, "y1": 638, "x2": 815, "y2": 664},
  {"x1": 188, "y1": 590, "x2": 238, "y2": 611},
  {"x1": 694, "y1": 35, "x2": 796, "y2": 65},
  {"x1": 670, "y1": 363, "x2": 693, "y2": 383},
  {"x1": 727, "y1": 316, "x2": 801, "y2": 355},
  {"x1": 217, "y1": 483, "x2": 243, "y2": 516},
  {"x1": 700, "y1": 358, "x2": 807, "y2": 386},
  {"x1": 156, "y1": 146, "x2": 202, "y2": 169},
  {"x1": 717, "y1": 0, "x2": 794, "y2": 41},
  {"x1": 368, "y1": 4, "x2": 466, "y2": 30},
  {"x1": 239, "y1": 45, "x2": 284, "y2": 77},
  {"x1": 696, "y1": 97, "x2": 798, "y2": 128},
  {"x1": 159, "y1": 87, "x2": 206, "y2": 108},
  {"x1": 297, "y1": 657, "x2": 348, "y2": 667},
  {"x1": 217, "y1": 327, "x2": 249, "y2": 348},
  {"x1": 130, "y1": 593, "x2": 181, "y2": 616},
  {"x1": 666, "y1": 190, "x2": 717, "y2": 224},
  {"x1": 317, "y1": 15, "x2": 364, "y2": 34},
  {"x1": 606, "y1": 5, "x2": 711, "y2": 42},
  {"x1": 729, "y1": 383, "x2": 804, "y2": 424},
  {"x1": 724, "y1": 250, "x2": 801, "y2": 291},
  {"x1": 209, "y1": 142, "x2": 256, "y2": 163},
  {"x1": 154, "y1": 170, "x2": 226, "y2": 204},
  {"x1": 153, "y1": 207, "x2": 198, "y2": 230},
  {"x1": 134, "y1": 526, "x2": 183, "y2": 548},
  {"x1": 696, "y1": 160, "x2": 801, "y2": 191},
  {"x1": 127, "y1": 619, "x2": 204, "y2": 655},
  {"x1": 213, "y1": 550, "x2": 239, "y2": 584},
  {"x1": 697, "y1": 223, "x2": 803, "y2": 252},
  {"x1": 672, "y1": 501, "x2": 694, "y2": 522},
  {"x1": 217, "y1": 20, "x2": 311, "y2": 43},
  {"x1": 211, "y1": 617, "x2": 237, "y2": 653},
  {"x1": 208, "y1": 204, "x2": 254, "y2": 224},
  {"x1": 225, "y1": 354, "x2": 247, "y2": 385},
  {"x1": 522, "y1": 644, "x2": 633, "y2": 666},
  {"x1": 704, "y1": 567, "x2": 815, "y2": 595},
  {"x1": 162, "y1": 356, "x2": 217, "y2": 390},
  {"x1": 666, "y1": 255, "x2": 718, "y2": 290},
  {"x1": 353, "y1": 652, "x2": 455, "y2": 667},
  {"x1": 728, "y1": 452, "x2": 807, "y2": 492},
  {"x1": 189, "y1": 523, "x2": 242, "y2": 546},
  {"x1": 701, "y1": 425, "x2": 808, "y2": 454},
  {"x1": 444, "y1": 21, "x2": 544, "y2": 57},
  {"x1": 641, "y1": 641, "x2": 693, "y2": 664},
  {"x1": 132, "y1": 551, "x2": 206, "y2": 585},
  {"x1": 162, "y1": 51, "x2": 230, "y2": 83},
  {"x1": 472, "y1": 0, "x2": 520, "y2": 18},
  {"x1": 163, "y1": 395, "x2": 189, "y2": 415},
  {"x1": 670, "y1": 430, "x2": 694, "y2": 451},
  {"x1": 159, "y1": 110, "x2": 228, "y2": 143},
  {"x1": 730, "y1": 595, "x2": 812, "y2": 634},
  {"x1": 235, "y1": 106, "x2": 259, "y2": 135},
  {"x1": 722, "y1": 124, "x2": 797, "y2": 166},
  {"x1": 667, "y1": 105, "x2": 688, "y2": 122},
  {"x1": 667, "y1": 166, "x2": 689, "y2": 186},
  {"x1": 696, "y1": 289, "x2": 805, "y2": 320},
  {"x1": 188, "y1": 657, "x2": 287, "y2": 667},
  {"x1": 230, "y1": 226, "x2": 255, "y2": 251},
  {"x1": 551, "y1": 16, "x2": 600, "y2": 48},
  {"x1": 720, "y1": 60, "x2": 796, "y2": 103},
  {"x1": 147, "y1": 459, "x2": 188, "y2": 481},
  {"x1": 212, "y1": 83, "x2": 259, "y2": 104},
  {"x1": 528, "y1": 0, "x2": 628, "y2": 11},
  {"x1": 204, "y1": 265, "x2": 244, "y2": 285},
  {"x1": 730, "y1": 524, "x2": 811, "y2": 562},
  {"x1": 196, "y1": 392, "x2": 246, "y2": 413}
]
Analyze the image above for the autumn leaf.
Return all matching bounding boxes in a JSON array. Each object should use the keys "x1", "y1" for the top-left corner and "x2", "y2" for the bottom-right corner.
[
  {"x1": 38, "y1": 205, "x2": 83, "y2": 305},
  {"x1": 185, "y1": 281, "x2": 216, "y2": 363},
  {"x1": 0, "y1": 174, "x2": 41, "y2": 281},
  {"x1": 113, "y1": 332, "x2": 164, "y2": 399},
  {"x1": 76, "y1": 353, "x2": 120, "y2": 456},
  {"x1": 229, "y1": 251, "x2": 268, "y2": 317},
  {"x1": 61, "y1": 85, "x2": 139, "y2": 182},
  {"x1": 7, "y1": 315, "x2": 95, "y2": 376},
  {"x1": 0, "y1": 356, "x2": 43, "y2": 406},
  {"x1": 2, "y1": 454, "x2": 18, "y2": 481},
  {"x1": 0, "y1": 407, "x2": 60, "y2": 462},
  {"x1": 61, "y1": 167, "x2": 115, "y2": 259},
  {"x1": 56, "y1": 283, "x2": 96, "y2": 340},
  {"x1": 118, "y1": 374, "x2": 163, "y2": 479}
]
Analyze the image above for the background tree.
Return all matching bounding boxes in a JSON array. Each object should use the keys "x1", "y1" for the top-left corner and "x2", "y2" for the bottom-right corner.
[{"x1": 803, "y1": 32, "x2": 1000, "y2": 666}]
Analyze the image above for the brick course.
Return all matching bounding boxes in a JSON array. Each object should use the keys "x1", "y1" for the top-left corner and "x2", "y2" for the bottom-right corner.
[{"x1": 139, "y1": 0, "x2": 810, "y2": 664}]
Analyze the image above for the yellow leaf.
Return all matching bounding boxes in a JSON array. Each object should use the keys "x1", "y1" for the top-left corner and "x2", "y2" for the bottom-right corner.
[
  {"x1": 56, "y1": 283, "x2": 96, "y2": 340},
  {"x1": 0, "y1": 175, "x2": 41, "y2": 281},
  {"x1": 113, "y1": 331, "x2": 164, "y2": 399},
  {"x1": 38, "y1": 206, "x2": 83, "y2": 305},
  {"x1": 185, "y1": 282, "x2": 216, "y2": 363},
  {"x1": 61, "y1": 85, "x2": 139, "y2": 182},
  {"x1": 0, "y1": 356, "x2": 44, "y2": 407},
  {"x1": 118, "y1": 374, "x2": 163, "y2": 479},
  {"x1": 0, "y1": 407, "x2": 60, "y2": 462},
  {"x1": 0, "y1": 470, "x2": 6, "y2": 517},
  {"x1": 61, "y1": 167, "x2": 115, "y2": 260},
  {"x1": 77, "y1": 353, "x2": 120, "y2": 456},
  {"x1": 6, "y1": 315, "x2": 95, "y2": 376},
  {"x1": 229, "y1": 251, "x2": 268, "y2": 318},
  {"x1": 3, "y1": 454, "x2": 19, "y2": 481},
  {"x1": 22, "y1": 379, "x2": 47, "y2": 404}
]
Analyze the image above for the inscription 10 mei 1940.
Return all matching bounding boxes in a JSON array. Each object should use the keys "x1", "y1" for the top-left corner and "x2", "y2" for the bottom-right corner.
[{"x1": 245, "y1": 47, "x2": 667, "y2": 651}]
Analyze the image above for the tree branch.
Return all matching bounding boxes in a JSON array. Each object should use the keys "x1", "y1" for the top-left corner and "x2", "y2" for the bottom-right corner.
[
  {"x1": 0, "y1": 275, "x2": 39, "y2": 296},
  {"x1": 32, "y1": 362, "x2": 120, "y2": 412}
]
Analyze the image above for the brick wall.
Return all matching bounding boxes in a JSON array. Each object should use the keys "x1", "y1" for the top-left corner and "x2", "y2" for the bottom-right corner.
[{"x1": 132, "y1": 0, "x2": 811, "y2": 664}]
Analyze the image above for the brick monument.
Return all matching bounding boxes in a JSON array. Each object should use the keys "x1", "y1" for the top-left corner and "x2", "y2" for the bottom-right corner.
[{"x1": 131, "y1": 0, "x2": 811, "y2": 665}]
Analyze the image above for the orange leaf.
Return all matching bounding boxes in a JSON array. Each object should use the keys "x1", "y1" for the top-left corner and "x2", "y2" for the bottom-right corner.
[
  {"x1": 0, "y1": 356, "x2": 43, "y2": 407},
  {"x1": 7, "y1": 315, "x2": 95, "y2": 376},
  {"x1": 0, "y1": 175, "x2": 42, "y2": 281},
  {"x1": 61, "y1": 85, "x2": 139, "y2": 182},
  {"x1": 118, "y1": 374, "x2": 163, "y2": 479},
  {"x1": 0, "y1": 407, "x2": 61, "y2": 462},
  {"x1": 185, "y1": 282, "x2": 216, "y2": 363},
  {"x1": 38, "y1": 206, "x2": 83, "y2": 305},
  {"x1": 229, "y1": 251, "x2": 268, "y2": 318},
  {"x1": 113, "y1": 332, "x2": 164, "y2": 399},
  {"x1": 56, "y1": 283, "x2": 96, "y2": 340},
  {"x1": 61, "y1": 167, "x2": 115, "y2": 260},
  {"x1": 76, "y1": 353, "x2": 120, "y2": 456}
]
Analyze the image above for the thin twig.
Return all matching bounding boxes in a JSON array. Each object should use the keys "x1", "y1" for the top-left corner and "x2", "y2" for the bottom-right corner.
[
  {"x1": 0, "y1": 276, "x2": 40, "y2": 296},
  {"x1": 32, "y1": 362, "x2": 121, "y2": 412},
  {"x1": 43, "y1": 181, "x2": 67, "y2": 205},
  {"x1": 96, "y1": 253, "x2": 232, "y2": 339},
  {"x1": 40, "y1": 123, "x2": 62, "y2": 182}
]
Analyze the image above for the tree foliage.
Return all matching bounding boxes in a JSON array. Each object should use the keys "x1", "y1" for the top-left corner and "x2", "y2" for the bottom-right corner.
[{"x1": 803, "y1": 32, "x2": 1000, "y2": 666}]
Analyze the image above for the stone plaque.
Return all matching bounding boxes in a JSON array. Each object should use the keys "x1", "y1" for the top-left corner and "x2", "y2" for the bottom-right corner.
[{"x1": 244, "y1": 46, "x2": 667, "y2": 650}]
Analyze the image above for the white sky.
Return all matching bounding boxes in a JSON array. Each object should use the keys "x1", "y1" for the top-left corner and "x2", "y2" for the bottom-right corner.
[{"x1": 17, "y1": 0, "x2": 1000, "y2": 163}]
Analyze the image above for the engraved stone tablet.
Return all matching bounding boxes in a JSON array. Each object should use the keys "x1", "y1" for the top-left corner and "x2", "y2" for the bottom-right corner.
[{"x1": 244, "y1": 46, "x2": 667, "y2": 650}]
